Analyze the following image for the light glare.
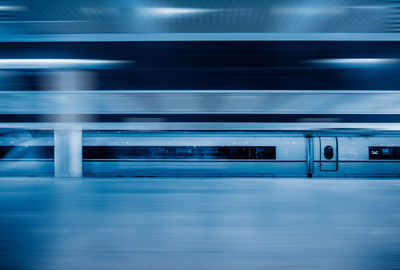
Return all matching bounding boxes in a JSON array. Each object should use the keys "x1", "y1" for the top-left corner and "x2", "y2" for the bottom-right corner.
[
  {"x1": 138, "y1": 7, "x2": 219, "y2": 17},
  {"x1": 0, "y1": 59, "x2": 127, "y2": 69}
]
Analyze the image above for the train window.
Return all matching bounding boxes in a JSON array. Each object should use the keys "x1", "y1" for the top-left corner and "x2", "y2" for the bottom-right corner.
[
  {"x1": 83, "y1": 146, "x2": 276, "y2": 160},
  {"x1": 0, "y1": 146, "x2": 54, "y2": 159},
  {"x1": 324, "y1": 145, "x2": 334, "y2": 160},
  {"x1": 369, "y1": 147, "x2": 400, "y2": 160}
]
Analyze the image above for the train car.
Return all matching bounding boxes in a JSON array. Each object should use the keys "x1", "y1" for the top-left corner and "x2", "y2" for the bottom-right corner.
[
  {"x1": 2, "y1": 130, "x2": 400, "y2": 178},
  {"x1": 83, "y1": 132, "x2": 400, "y2": 178},
  {"x1": 82, "y1": 132, "x2": 307, "y2": 177},
  {"x1": 312, "y1": 136, "x2": 400, "y2": 178},
  {"x1": 0, "y1": 130, "x2": 54, "y2": 176}
]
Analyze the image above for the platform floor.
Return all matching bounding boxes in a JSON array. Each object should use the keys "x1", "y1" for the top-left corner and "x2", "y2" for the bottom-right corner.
[{"x1": 1, "y1": 178, "x2": 400, "y2": 270}]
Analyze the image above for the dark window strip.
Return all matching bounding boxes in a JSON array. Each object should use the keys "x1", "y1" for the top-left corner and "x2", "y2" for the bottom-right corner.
[
  {"x1": 83, "y1": 146, "x2": 276, "y2": 160},
  {"x1": 369, "y1": 146, "x2": 400, "y2": 160},
  {"x1": 0, "y1": 146, "x2": 54, "y2": 159}
]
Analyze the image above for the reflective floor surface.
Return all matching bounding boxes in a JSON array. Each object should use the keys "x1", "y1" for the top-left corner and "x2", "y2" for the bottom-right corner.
[{"x1": 1, "y1": 178, "x2": 400, "y2": 270}]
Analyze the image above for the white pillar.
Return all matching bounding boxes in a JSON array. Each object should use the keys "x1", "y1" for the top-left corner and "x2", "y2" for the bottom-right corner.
[
  {"x1": 54, "y1": 128, "x2": 82, "y2": 177},
  {"x1": 43, "y1": 71, "x2": 94, "y2": 177}
]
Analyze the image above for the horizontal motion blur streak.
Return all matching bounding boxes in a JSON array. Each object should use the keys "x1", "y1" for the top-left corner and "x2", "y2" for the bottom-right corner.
[{"x1": 0, "y1": 59, "x2": 128, "y2": 69}]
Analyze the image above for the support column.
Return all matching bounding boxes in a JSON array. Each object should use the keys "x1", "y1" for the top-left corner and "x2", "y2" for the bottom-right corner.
[
  {"x1": 54, "y1": 128, "x2": 82, "y2": 177},
  {"x1": 43, "y1": 71, "x2": 93, "y2": 178}
]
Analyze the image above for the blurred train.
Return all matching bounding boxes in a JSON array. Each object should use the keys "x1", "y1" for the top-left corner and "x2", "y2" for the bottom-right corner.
[{"x1": 1, "y1": 130, "x2": 399, "y2": 178}]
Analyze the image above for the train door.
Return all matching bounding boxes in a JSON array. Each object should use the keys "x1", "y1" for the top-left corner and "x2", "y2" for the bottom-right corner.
[{"x1": 319, "y1": 137, "x2": 338, "y2": 171}]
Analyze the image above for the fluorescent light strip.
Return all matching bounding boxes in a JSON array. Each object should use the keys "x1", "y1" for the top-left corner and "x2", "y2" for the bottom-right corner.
[
  {"x1": 0, "y1": 5, "x2": 27, "y2": 12},
  {"x1": 0, "y1": 59, "x2": 127, "y2": 69},
  {"x1": 308, "y1": 58, "x2": 399, "y2": 68},
  {"x1": 138, "y1": 7, "x2": 220, "y2": 16}
]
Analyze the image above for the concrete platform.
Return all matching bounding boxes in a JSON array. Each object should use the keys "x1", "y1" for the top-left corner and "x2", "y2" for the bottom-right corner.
[{"x1": 1, "y1": 178, "x2": 400, "y2": 270}]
